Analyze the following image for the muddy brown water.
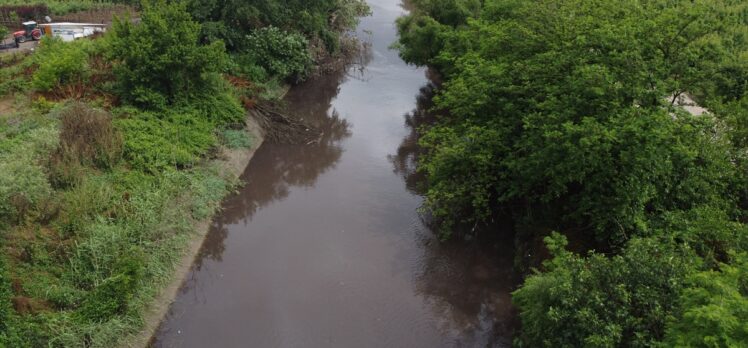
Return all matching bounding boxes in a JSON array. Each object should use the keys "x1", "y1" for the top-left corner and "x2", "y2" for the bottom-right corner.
[{"x1": 151, "y1": 1, "x2": 516, "y2": 347}]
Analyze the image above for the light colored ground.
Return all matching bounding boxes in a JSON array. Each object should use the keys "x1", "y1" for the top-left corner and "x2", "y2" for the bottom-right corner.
[
  {"x1": 674, "y1": 93, "x2": 708, "y2": 116},
  {"x1": 0, "y1": 34, "x2": 39, "y2": 55}
]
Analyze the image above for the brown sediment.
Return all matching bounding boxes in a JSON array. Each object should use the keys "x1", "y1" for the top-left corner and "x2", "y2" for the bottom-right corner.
[{"x1": 120, "y1": 114, "x2": 264, "y2": 348}]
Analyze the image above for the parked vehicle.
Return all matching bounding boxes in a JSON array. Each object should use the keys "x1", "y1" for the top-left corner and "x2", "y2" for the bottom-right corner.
[
  {"x1": 13, "y1": 21, "x2": 42, "y2": 43},
  {"x1": 39, "y1": 22, "x2": 106, "y2": 41}
]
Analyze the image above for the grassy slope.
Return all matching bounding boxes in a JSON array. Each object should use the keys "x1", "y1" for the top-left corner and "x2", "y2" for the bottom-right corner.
[{"x1": 0, "y1": 48, "x2": 260, "y2": 346}]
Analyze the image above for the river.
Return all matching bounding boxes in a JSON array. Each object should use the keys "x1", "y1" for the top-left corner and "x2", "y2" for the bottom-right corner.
[{"x1": 152, "y1": 1, "x2": 515, "y2": 347}]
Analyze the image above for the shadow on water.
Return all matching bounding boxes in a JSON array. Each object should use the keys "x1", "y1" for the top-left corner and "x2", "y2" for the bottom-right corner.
[
  {"x1": 388, "y1": 81, "x2": 436, "y2": 195},
  {"x1": 193, "y1": 64, "x2": 359, "y2": 270},
  {"x1": 153, "y1": 0, "x2": 518, "y2": 345},
  {"x1": 390, "y1": 81, "x2": 519, "y2": 347}
]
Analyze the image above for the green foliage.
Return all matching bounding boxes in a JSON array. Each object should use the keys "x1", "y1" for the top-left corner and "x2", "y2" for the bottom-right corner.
[
  {"x1": 399, "y1": 1, "x2": 748, "y2": 346},
  {"x1": 513, "y1": 233, "x2": 698, "y2": 348},
  {"x1": 32, "y1": 38, "x2": 93, "y2": 92},
  {"x1": 0, "y1": 53, "x2": 33, "y2": 97},
  {"x1": 48, "y1": 103, "x2": 123, "y2": 187},
  {"x1": 0, "y1": 157, "x2": 51, "y2": 225},
  {"x1": 0, "y1": 0, "x2": 120, "y2": 15},
  {"x1": 394, "y1": 14, "x2": 448, "y2": 67},
  {"x1": 0, "y1": 257, "x2": 13, "y2": 339},
  {"x1": 220, "y1": 129, "x2": 253, "y2": 149},
  {"x1": 241, "y1": 26, "x2": 312, "y2": 81},
  {"x1": 116, "y1": 109, "x2": 216, "y2": 173},
  {"x1": 185, "y1": 0, "x2": 370, "y2": 53},
  {"x1": 176, "y1": 74, "x2": 245, "y2": 125},
  {"x1": 76, "y1": 248, "x2": 145, "y2": 322},
  {"x1": 398, "y1": 0, "x2": 747, "y2": 244},
  {"x1": 664, "y1": 254, "x2": 748, "y2": 347},
  {"x1": 106, "y1": 0, "x2": 229, "y2": 108}
]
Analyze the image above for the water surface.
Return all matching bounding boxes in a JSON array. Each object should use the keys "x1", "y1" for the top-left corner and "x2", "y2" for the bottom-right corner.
[{"x1": 153, "y1": 1, "x2": 515, "y2": 346}]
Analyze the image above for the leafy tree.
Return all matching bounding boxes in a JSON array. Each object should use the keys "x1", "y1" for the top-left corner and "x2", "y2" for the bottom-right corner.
[
  {"x1": 185, "y1": 0, "x2": 370, "y2": 53},
  {"x1": 399, "y1": 1, "x2": 748, "y2": 346},
  {"x1": 241, "y1": 26, "x2": 312, "y2": 82},
  {"x1": 513, "y1": 233, "x2": 698, "y2": 347},
  {"x1": 663, "y1": 254, "x2": 748, "y2": 347},
  {"x1": 398, "y1": 0, "x2": 746, "y2": 245},
  {"x1": 31, "y1": 38, "x2": 93, "y2": 92},
  {"x1": 106, "y1": 0, "x2": 229, "y2": 108}
]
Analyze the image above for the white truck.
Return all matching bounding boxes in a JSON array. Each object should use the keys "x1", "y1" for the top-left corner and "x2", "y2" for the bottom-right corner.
[
  {"x1": 13, "y1": 21, "x2": 106, "y2": 44},
  {"x1": 39, "y1": 22, "x2": 107, "y2": 41}
]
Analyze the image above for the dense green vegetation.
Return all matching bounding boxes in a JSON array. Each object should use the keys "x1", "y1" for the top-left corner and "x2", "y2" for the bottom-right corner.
[
  {"x1": 0, "y1": 1, "x2": 121, "y2": 16},
  {"x1": 397, "y1": 0, "x2": 748, "y2": 346},
  {"x1": 0, "y1": 0, "x2": 367, "y2": 345}
]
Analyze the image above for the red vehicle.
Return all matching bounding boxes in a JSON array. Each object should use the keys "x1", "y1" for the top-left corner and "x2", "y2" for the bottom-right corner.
[{"x1": 13, "y1": 21, "x2": 43, "y2": 43}]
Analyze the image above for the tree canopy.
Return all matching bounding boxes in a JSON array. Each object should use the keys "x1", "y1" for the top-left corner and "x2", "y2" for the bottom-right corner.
[{"x1": 397, "y1": 0, "x2": 748, "y2": 345}]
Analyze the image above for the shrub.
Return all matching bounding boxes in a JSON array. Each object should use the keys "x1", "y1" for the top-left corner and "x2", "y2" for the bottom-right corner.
[
  {"x1": 48, "y1": 103, "x2": 122, "y2": 187},
  {"x1": 32, "y1": 38, "x2": 91, "y2": 93},
  {"x1": 116, "y1": 109, "x2": 216, "y2": 172},
  {"x1": 178, "y1": 74, "x2": 245, "y2": 125},
  {"x1": 242, "y1": 26, "x2": 312, "y2": 82},
  {"x1": 57, "y1": 103, "x2": 122, "y2": 167},
  {"x1": 513, "y1": 233, "x2": 698, "y2": 347},
  {"x1": 106, "y1": 0, "x2": 229, "y2": 108},
  {"x1": 230, "y1": 54, "x2": 268, "y2": 82},
  {"x1": 664, "y1": 255, "x2": 748, "y2": 347}
]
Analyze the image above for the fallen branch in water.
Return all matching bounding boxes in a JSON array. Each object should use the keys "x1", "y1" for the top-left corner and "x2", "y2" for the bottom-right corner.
[{"x1": 251, "y1": 104, "x2": 322, "y2": 145}]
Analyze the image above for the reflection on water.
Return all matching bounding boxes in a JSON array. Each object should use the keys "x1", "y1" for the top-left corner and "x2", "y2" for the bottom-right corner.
[
  {"x1": 390, "y1": 82, "x2": 518, "y2": 347},
  {"x1": 195, "y1": 65, "x2": 354, "y2": 269},
  {"x1": 152, "y1": 1, "x2": 516, "y2": 347},
  {"x1": 389, "y1": 82, "x2": 436, "y2": 195}
]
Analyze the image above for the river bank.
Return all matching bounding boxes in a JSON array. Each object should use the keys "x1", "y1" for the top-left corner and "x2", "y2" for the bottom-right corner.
[
  {"x1": 151, "y1": 1, "x2": 514, "y2": 346},
  {"x1": 122, "y1": 114, "x2": 264, "y2": 348}
]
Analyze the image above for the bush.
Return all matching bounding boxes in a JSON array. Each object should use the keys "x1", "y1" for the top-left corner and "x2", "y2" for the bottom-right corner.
[
  {"x1": 32, "y1": 38, "x2": 91, "y2": 92},
  {"x1": 664, "y1": 255, "x2": 748, "y2": 347},
  {"x1": 116, "y1": 109, "x2": 216, "y2": 172},
  {"x1": 106, "y1": 0, "x2": 229, "y2": 108},
  {"x1": 230, "y1": 53, "x2": 269, "y2": 82},
  {"x1": 177, "y1": 74, "x2": 245, "y2": 125},
  {"x1": 513, "y1": 233, "x2": 698, "y2": 347},
  {"x1": 242, "y1": 26, "x2": 312, "y2": 82},
  {"x1": 48, "y1": 103, "x2": 122, "y2": 187}
]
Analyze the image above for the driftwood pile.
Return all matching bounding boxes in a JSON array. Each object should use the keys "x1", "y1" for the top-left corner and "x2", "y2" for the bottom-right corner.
[{"x1": 250, "y1": 104, "x2": 322, "y2": 145}]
